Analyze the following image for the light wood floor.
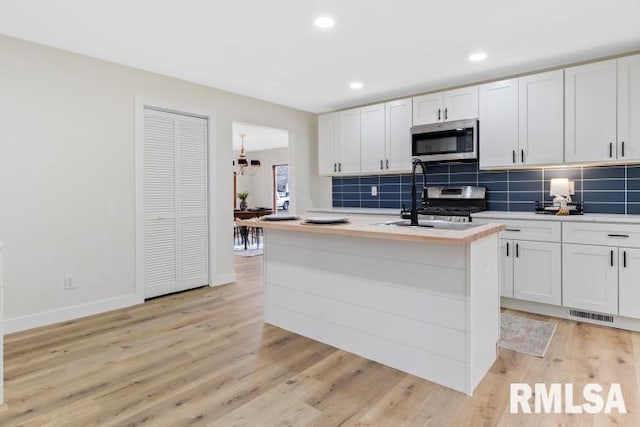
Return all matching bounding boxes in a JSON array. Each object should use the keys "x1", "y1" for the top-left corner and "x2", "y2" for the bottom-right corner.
[{"x1": 1, "y1": 255, "x2": 639, "y2": 426}]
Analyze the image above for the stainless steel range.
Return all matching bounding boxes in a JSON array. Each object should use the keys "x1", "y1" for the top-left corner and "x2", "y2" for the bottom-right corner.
[{"x1": 401, "y1": 185, "x2": 487, "y2": 223}]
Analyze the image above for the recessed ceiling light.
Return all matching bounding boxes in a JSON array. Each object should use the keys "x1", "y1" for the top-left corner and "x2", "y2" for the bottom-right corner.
[
  {"x1": 469, "y1": 52, "x2": 488, "y2": 62},
  {"x1": 349, "y1": 82, "x2": 363, "y2": 89},
  {"x1": 314, "y1": 16, "x2": 335, "y2": 29}
]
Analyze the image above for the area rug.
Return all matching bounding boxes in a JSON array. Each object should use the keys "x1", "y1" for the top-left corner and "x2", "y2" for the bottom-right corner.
[
  {"x1": 234, "y1": 248, "x2": 263, "y2": 257},
  {"x1": 499, "y1": 313, "x2": 556, "y2": 358}
]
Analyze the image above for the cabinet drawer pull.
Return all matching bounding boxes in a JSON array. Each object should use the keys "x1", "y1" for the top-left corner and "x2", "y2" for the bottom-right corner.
[
  {"x1": 506, "y1": 242, "x2": 510, "y2": 257},
  {"x1": 610, "y1": 250, "x2": 614, "y2": 267},
  {"x1": 610, "y1": 142, "x2": 613, "y2": 158},
  {"x1": 607, "y1": 234, "x2": 629, "y2": 238},
  {"x1": 505, "y1": 228, "x2": 521, "y2": 232},
  {"x1": 624, "y1": 251, "x2": 627, "y2": 268},
  {"x1": 516, "y1": 243, "x2": 520, "y2": 258}
]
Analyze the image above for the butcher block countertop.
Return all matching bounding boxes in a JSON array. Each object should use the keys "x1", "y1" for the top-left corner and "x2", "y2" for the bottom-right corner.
[{"x1": 237, "y1": 214, "x2": 505, "y2": 245}]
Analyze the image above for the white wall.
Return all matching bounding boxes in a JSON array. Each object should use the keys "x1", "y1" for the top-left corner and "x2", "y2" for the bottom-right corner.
[
  {"x1": 234, "y1": 147, "x2": 290, "y2": 209},
  {"x1": 0, "y1": 34, "x2": 329, "y2": 332}
]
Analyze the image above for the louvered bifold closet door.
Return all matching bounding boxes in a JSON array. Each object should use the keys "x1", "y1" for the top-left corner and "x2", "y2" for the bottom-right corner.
[
  {"x1": 143, "y1": 109, "x2": 178, "y2": 298},
  {"x1": 175, "y1": 115, "x2": 209, "y2": 291}
]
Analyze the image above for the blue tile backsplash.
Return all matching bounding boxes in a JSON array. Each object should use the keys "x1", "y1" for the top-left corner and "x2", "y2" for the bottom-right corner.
[{"x1": 332, "y1": 162, "x2": 640, "y2": 215}]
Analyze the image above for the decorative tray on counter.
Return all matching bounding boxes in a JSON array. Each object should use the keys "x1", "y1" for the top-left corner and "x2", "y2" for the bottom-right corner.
[
  {"x1": 303, "y1": 216, "x2": 350, "y2": 224},
  {"x1": 534, "y1": 201, "x2": 584, "y2": 215},
  {"x1": 261, "y1": 214, "x2": 299, "y2": 221}
]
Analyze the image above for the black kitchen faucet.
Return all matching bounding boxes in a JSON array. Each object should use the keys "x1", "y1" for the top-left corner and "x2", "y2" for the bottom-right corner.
[{"x1": 410, "y1": 158, "x2": 427, "y2": 226}]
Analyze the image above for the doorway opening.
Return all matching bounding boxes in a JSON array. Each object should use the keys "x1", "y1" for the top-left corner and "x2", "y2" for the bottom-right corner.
[{"x1": 273, "y1": 164, "x2": 290, "y2": 213}]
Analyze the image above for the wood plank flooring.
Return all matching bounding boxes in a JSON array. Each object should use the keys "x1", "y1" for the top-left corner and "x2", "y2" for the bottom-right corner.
[{"x1": 1, "y1": 255, "x2": 639, "y2": 426}]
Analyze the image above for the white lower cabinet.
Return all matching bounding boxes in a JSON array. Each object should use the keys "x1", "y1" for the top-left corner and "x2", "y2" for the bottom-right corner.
[
  {"x1": 563, "y1": 244, "x2": 618, "y2": 315},
  {"x1": 618, "y1": 248, "x2": 640, "y2": 318},
  {"x1": 501, "y1": 239, "x2": 561, "y2": 305}
]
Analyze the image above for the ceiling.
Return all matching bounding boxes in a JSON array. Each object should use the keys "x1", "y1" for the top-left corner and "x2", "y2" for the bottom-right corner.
[
  {"x1": 1, "y1": 1, "x2": 640, "y2": 113},
  {"x1": 232, "y1": 123, "x2": 288, "y2": 152}
]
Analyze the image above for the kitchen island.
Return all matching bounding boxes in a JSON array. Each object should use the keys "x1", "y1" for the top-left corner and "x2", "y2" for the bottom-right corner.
[{"x1": 237, "y1": 215, "x2": 505, "y2": 395}]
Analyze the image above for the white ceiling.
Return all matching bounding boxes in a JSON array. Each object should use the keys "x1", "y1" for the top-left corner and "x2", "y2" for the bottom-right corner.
[
  {"x1": 232, "y1": 123, "x2": 288, "y2": 152},
  {"x1": 1, "y1": 1, "x2": 640, "y2": 113}
]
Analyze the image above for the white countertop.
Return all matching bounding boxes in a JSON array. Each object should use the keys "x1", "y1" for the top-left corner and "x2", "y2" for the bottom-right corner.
[
  {"x1": 472, "y1": 211, "x2": 640, "y2": 224},
  {"x1": 238, "y1": 214, "x2": 504, "y2": 245}
]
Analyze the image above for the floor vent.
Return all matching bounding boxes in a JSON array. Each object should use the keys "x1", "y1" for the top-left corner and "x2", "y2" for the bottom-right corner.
[{"x1": 568, "y1": 309, "x2": 614, "y2": 323}]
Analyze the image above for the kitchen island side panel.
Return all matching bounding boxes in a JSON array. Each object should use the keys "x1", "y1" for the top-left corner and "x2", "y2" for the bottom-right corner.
[{"x1": 263, "y1": 229, "x2": 498, "y2": 395}]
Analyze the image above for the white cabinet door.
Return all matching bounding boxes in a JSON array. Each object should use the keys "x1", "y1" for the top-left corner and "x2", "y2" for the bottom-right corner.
[
  {"x1": 500, "y1": 239, "x2": 514, "y2": 298},
  {"x1": 563, "y1": 244, "x2": 618, "y2": 315},
  {"x1": 413, "y1": 93, "x2": 443, "y2": 125},
  {"x1": 565, "y1": 60, "x2": 617, "y2": 163},
  {"x1": 360, "y1": 104, "x2": 386, "y2": 173},
  {"x1": 513, "y1": 241, "x2": 561, "y2": 305},
  {"x1": 385, "y1": 98, "x2": 412, "y2": 172},
  {"x1": 318, "y1": 112, "x2": 338, "y2": 176},
  {"x1": 443, "y1": 86, "x2": 478, "y2": 121},
  {"x1": 338, "y1": 108, "x2": 361, "y2": 174},
  {"x1": 479, "y1": 79, "x2": 519, "y2": 169},
  {"x1": 619, "y1": 248, "x2": 640, "y2": 318},
  {"x1": 618, "y1": 54, "x2": 640, "y2": 161},
  {"x1": 518, "y1": 70, "x2": 564, "y2": 166}
]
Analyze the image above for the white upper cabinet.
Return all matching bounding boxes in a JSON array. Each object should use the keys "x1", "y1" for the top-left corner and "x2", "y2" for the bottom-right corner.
[
  {"x1": 479, "y1": 79, "x2": 519, "y2": 169},
  {"x1": 518, "y1": 70, "x2": 564, "y2": 166},
  {"x1": 413, "y1": 92, "x2": 443, "y2": 125},
  {"x1": 360, "y1": 104, "x2": 386, "y2": 173},
  {"x1": 338, "y1": 108, "x2": 362, "y2": 174},
  {"x1": 618, "y1": 54, "x2": 640, "y2": 161},
  {"x1": 442, "y1": 86, "x2": 479, "y2": 122},
  {"x1": 565, "y1": 59, "x2": 617, "y2": 163},
  {"x1": 318, "y1": 112, "x2": 338, "y2": 176},
  {"x1": 413, "y1": 86, "x2": 478, "y2": 126},
  {"x1": 385, "y1": 98, "x2": 412, "y2": 172}
]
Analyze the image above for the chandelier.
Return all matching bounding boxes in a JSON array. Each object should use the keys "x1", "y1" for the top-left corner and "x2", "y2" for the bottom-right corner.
[{"x1": 233, "y1": 133, "x2": 260, "y2": 176}]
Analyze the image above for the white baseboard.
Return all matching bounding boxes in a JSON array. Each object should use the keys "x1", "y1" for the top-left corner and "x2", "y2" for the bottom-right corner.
[
  {"x1": 5, "y1": 294, "x2": 142, "y2": 334},
  {"x1": 211, "y1": 273, "x2": 236, "y2": 287}
]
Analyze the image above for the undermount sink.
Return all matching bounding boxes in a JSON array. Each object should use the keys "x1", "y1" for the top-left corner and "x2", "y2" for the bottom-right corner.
[{"x1": 375, "y1": 219, "x2": 480, "y2": 231}]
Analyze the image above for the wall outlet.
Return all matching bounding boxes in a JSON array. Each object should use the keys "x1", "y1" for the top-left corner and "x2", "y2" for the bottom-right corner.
[
  {"x1": 371, "y1": 186, "x2": 378, "y2": 196},
  {"x1": 64, "y1": 274, "x2": 76, "y2": 290}
]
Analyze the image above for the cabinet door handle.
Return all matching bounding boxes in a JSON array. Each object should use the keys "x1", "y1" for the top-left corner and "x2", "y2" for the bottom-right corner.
[
  {"x1": 515, "y1": 243, "x2": 519, "y2": 258},
  {"x1": 610, "y1": 250, "x2": 614, "y2": 267},
  {"x1": 505, "y1": 228, "x2": 521, "y2": 232},
  {"x1": 339, "y1": 163, "x2": 342, "y2": 172},
  {"x1": 610, "y1": 142, "x2": 614, "y2": 158},
  {"x1": 624, "y1": 250, "x2": 627, "y2": 268},
  {"x1": 622, "y1": 141, "x2": 626, "y2": 157},
  {"x1": 607, "y1": 234, "x2": 629, "y2": 238},
  {"x1": 512, "y1": 150, "x2": 516, "y2": 164},
  {"x1": 438, "y1": 109, "x2": 441, "y2": 121},
  {"x1": 334, "y1": 163, "x2": 337, "y2": 172},
  {"x1": 386, "y1": 159, "x2": 389, "y2": 169},
  {"x1": 380, "y1": 160, "x2": 383, "y2": 170},
  {"x1": 444, "y1": 108, "x2": 448, "y2": 120},
  {"x1": 506, "y1": 242, "x2": 510, "y2": 257},
  {"x1": 521, "y1": 149, "x2": 525, "y2": 164}
]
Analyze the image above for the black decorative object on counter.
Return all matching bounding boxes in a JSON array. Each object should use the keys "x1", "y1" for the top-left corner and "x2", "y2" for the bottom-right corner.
[{"x1": 534, "y1": 200, "x2": 584, "y2": 215}]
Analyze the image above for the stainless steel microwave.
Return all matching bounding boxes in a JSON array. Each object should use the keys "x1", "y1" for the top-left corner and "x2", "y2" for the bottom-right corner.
[{"x1": 411, "y1": 119, "x2": 478, "y2": 163}]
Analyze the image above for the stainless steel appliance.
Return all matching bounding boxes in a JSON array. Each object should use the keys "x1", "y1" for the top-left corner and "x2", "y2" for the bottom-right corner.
[
  {"x1": 411, "y1": 119, "x2": 478, "y2": 163},
  {"x1": 401, "y1": 185, "x2": 487, "y2": 223}
]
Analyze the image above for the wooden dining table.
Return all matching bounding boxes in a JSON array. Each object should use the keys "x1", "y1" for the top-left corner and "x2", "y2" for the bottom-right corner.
[{"x1": 234, "y1": 209, "x2": 273, "y2": 249}]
